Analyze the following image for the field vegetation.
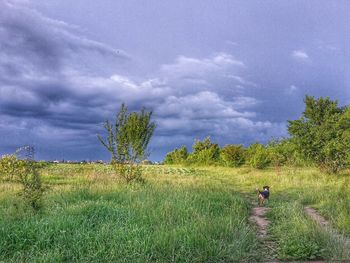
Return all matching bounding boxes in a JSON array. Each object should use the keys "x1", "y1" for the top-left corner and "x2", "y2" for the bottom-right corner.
[
  {"x1": 1, "y1": 96, "x2": 350, "y2": 262},
  {"x1": 1, "y1": 164, "x2": 350, "y2": 262}
]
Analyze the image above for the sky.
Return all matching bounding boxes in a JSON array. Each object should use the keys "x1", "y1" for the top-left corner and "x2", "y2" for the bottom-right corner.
[{"x1": 0, "y1": 0, "x2": 349, "y2": 161}]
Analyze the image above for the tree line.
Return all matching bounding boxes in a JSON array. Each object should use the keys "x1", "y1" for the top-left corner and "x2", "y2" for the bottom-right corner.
[{"x1": 164, "y1": 96, "x2": 350, "y2": 174}]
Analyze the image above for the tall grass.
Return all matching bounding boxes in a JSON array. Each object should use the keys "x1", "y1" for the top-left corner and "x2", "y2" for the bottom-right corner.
[
  {"x1": 0, "y1": 164, "x2": 259, "y2": 262},
  {"x1": 1, "y1": 164, "x2": 349, "y2": 262}
]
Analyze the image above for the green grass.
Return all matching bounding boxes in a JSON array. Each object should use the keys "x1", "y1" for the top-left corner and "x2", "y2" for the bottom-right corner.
[
  {"x1": 0, "y1": 164, "x2": 350, "y2": 262},
  {"x1": 0, "y1": 164, "x2": 258, "y2": 262}
]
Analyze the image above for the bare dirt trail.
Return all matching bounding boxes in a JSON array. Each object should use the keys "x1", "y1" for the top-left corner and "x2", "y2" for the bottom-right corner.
[
  {"x1": 249, "y1": 206, "x2": 271, "y2": 239},
  {"x1": 248, "y1": 202, "x2": 278, "y2": 262}
]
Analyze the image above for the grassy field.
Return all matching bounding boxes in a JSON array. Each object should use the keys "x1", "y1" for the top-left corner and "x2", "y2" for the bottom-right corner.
[{"x1": 1, "y1": 164, "x2": 350, "y2": 262}]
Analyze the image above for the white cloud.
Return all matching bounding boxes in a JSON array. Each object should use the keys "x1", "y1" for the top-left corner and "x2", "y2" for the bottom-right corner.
[
  {"x1": 155, "y1": 91, "x2": 256, "y2": 119},
  {"x1": 161, "y1": 53, "x2": 244, "y2": 80},
  {"x1": 226, "y1": 75, "x2": 258, "y2": 87},
  {"x1": 292, "y1": 50, "x2": 309, "y2": 60},
  {"x1": 285, "y1": 85, "x2": 298, "y2": 95}
]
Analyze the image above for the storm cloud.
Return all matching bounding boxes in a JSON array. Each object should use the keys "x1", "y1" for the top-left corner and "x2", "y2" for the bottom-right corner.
[{"x1": 0, "y1": 0, "x2": 349, "y2": 161}]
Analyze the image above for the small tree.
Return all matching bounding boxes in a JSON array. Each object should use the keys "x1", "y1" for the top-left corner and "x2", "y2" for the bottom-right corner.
[
  {"x1": 246, "y1": 143, "x2": 271, "y2": 169},
  {"x1": 288, "y1": 96, "x2": 350, "y2": 173},
  {"x1": 220, "y1": 144, "x2": 246, "y2": 167},
  {"x1": 164, "y1": 145, "x2": 188, "y2": 164},
  {"x1": 187, "y1": 137, "x2": 220, "y2": 165},
  {"x1": 98, "y1": 103, "x2": 155, "y2": 182}
]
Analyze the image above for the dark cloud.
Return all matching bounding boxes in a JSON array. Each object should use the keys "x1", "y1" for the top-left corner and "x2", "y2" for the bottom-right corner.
[{"x1": 0, "y1": 0, "x2": 349, "y2": 161}]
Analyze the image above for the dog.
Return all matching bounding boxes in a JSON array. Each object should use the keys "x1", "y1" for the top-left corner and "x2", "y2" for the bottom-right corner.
[{"x1": 256, "y1": 186, "x2": 270, "y2": 206}]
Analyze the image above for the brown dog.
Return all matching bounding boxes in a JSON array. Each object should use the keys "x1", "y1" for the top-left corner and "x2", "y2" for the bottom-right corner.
[{"x1": 256, "y1": 186, "x2": 270, "y2": 206}]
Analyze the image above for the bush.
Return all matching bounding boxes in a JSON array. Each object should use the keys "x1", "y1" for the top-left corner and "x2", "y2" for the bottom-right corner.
[
  {"x1": 0, "y1": 150, "x2": 44, "y2": 211},
  {"x1": 246, "y1": 143, "x2": 271, "y2": 169},
  {"x1": 267, "y1": 138, "x2": 307, "y2": 168},
  {"x1": 220, "y1": 144, "x2": 245, "y2": 167},
  {"x1": 111, "y1": 161, "x2": 143, "y2": 183},
  {"x1": 187, "y1": 137, "x2": 220, "y2": 165},
  {"x1": 163, "y1": 145, "x2": 188, "y2": 164},
  {"x1": 0, "y1": 154, "x2": 25, "y2": 181},
  {"x1": 18, "y1": 162, "x2": 44, "y2": 211}
]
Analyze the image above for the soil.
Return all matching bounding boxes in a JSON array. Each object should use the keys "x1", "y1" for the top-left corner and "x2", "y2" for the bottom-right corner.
[{"x1": 249, "y1": 206, "x2": 271, "y2": 239}]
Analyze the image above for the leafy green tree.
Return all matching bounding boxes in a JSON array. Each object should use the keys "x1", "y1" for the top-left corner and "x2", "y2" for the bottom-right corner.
[
  {"x1": 187, "y1": 137, "x2": 220, "y2": 165},
  {"x1": 164, "y1": 145, "x2": 188, "y2": 164},
  {"x1": 98, "y1": 103, "x2": 155, "y2": 182},
  {"x1": 98, "y1": 103, "x2": 155, "y2": 163},
  {"x1": 288, "y1": 96, "x2": 350, "y2": 173},
  {"x1": 267, "y1": 138, "x2": 306, "y2": 167},
  {"x1": 246, "y1": 143, "x2": 271, "y2": 169},
  {"x1": 220, "y1": 144, "x2": 246, "y2": 167}
]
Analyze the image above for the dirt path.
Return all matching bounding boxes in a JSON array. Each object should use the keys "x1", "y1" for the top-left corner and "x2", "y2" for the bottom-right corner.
[
  {"x1": 304, "y1": 206, "x2": 350, "y2": 261},
  {"x1": 304, "y1": 207, "x2": 329, "y2": 226},
  {"x1": 305, "y1": 206, "x2": 350, "y2": 245},
  {"x1": 249, "y1": 206, "x2": 271, "y2": 239},
  {"x1": 248, "y1": 203, "x2": 279, "y2": 262}
]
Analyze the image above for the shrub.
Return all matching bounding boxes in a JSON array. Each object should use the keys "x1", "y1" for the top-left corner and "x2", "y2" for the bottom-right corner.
[
  {"x1": 220, "y1": 144, "x2": 245, "y2": 167},
  {"x1": 187, "y1": 137, "x2": 220, "y2": 165},
  {"x1": 111, "y1": 161, "x2": 143, "y2": 183},
  {"x1": 18, "y1": 162, "x2": 44, "y2": 211},
  {"x1": 0, "y1": 148, "x2": 44, "y2": 211},
  {"x1": 267, "y1": 138, "x2": 307, "y2": 168},
  {"x1": 163, "y1": 145, "x2": 188, "y2": 164},
  {"x1": 0, "y1": 154, "x2": 24, "y2": 181},
  {"x1": 246, "y1": 143, "x2": 271, "y2": 169}
]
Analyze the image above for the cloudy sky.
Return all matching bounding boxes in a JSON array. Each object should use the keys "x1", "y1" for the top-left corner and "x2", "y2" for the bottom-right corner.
[{"x1": 0, "y1": 0, "x2": 349, "y2": 161}]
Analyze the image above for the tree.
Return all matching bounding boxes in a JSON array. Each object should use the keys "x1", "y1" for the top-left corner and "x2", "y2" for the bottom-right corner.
[
  {"x1": 220, "y1": 144, "x2": 246, "y2": 167},
  {"x1": 98, "y1": 103, "x2": 155, "y2": 182},
  {"x1": 187, "y1": 137, "x2": 220, "y2": 165},
  {"x1": 267, "y1": 138, "x2": 306, "y2": 168},
  {"x1": 98, "y1": 103, "x2": 155, "y2": 163},
  {"x1": 246, "y1": 143, "x2": 271, "y2": 169},
  {"x1": 163, "y1": 145, "x2": 188, "y2": 164},
  {"x1": 288, "y1": 96, "x2": 350, "y2": 173}
]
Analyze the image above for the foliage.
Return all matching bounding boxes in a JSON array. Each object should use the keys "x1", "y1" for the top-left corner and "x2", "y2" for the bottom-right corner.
[
  {"x1": 0, "y1": 164, "x2": 260, "y2": 262},
  {"x1": 98, "y1": 103, "x2": 155, "y2": 163},
  {"x1": 187, "y1": 137, "x2": 220, "y2": 165},
  {"x1": 18, "y1": 162, "x2": 44, "y2": 211},
  {"x1": 2, "y1": 164, "x2": 350, "y2": 261},
  {"x1": 0, "y1": 154, "x2": 25, "y2": 181},
  {"x1": 267, "y1": 138, "x2": 306, "y2": 167},
  {"x1": 220, "y1": 144, "x2": 245, "y2": 167},
  {"x1": 111, "y1": 161, "x2": 144, "y2": 183},
  {"x1": 246, "y1": 143, "x2": 271, "y2": 169},
  {"x1": 270, "y1": 202, "x2": 325, "y2": 261},
  {"x1": 0, "y1": 147, "x2": 44, "y2": 211},
  {"x1": 163, "y1": 145, "x2": 188, "y2": 164},
  {"x1": 288, "y1": 96, "x2": 350, "y2": 173},
  {"x1": 98, "y1": 103, "x2": 155, "y2": 182}
]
